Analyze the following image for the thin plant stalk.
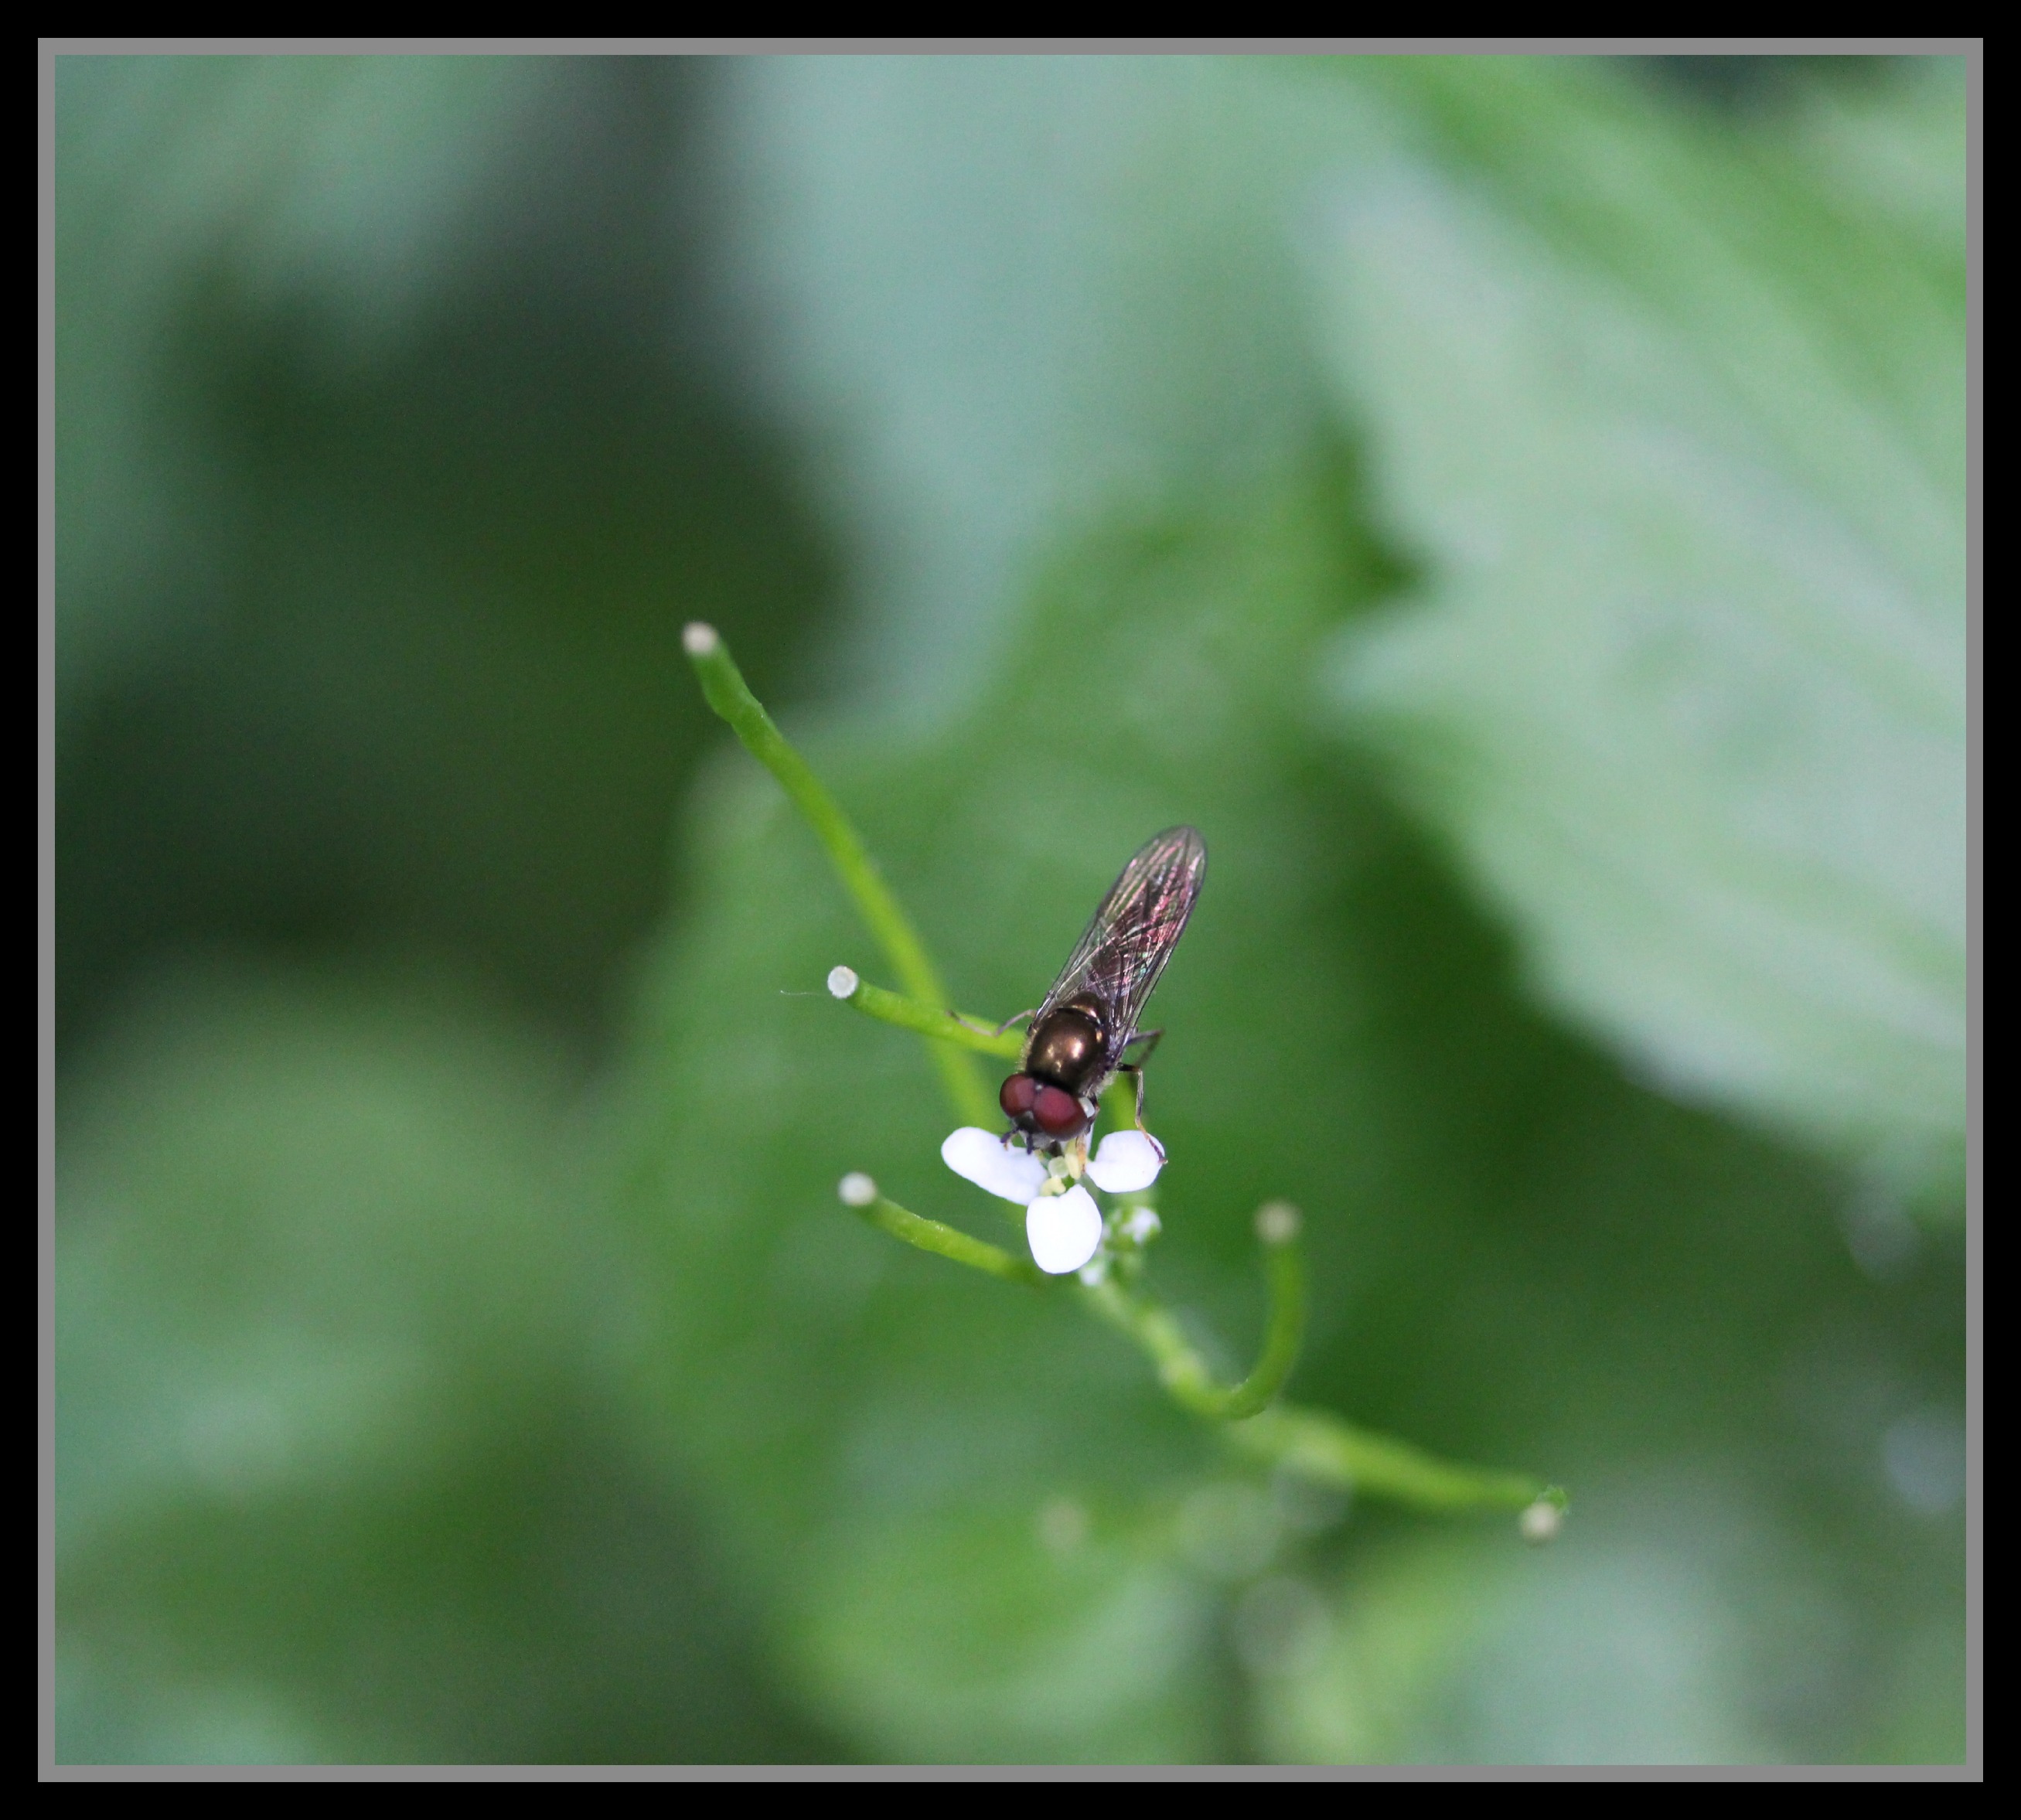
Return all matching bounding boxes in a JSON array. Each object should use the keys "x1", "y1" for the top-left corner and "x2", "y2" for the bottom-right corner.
[
  {"x1": 825, "y1": 967, "x2": 1024, "y2": 1060},
  {"x1": 1079, "y1": 1206, "x2": 1305, "y2": 1420},
  {"x1": 838, "y1": 1175, "x2": 1050, "y2": 1287},
  {"x1": 683, "y1": 623, "x2": 995, "y2": 1127}
]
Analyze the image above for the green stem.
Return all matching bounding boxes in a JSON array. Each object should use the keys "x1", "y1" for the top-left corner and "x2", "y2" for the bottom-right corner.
[
  {"x1": 1079, "y1": 1210, "x2": 1306, "y2": 1420},
  {"x1": 831, "y1": 971, "x2": 1024, "y2": 1061},
  {"x1": 1231, "y1": 1231, "x2": 1308, "y2": 1419},
  {"x1": 1226, "y1": 1404, "x2": 1559, "y2": 1515},
  {"x1": 845, "y1": 1184, "x2": 1050, "y2": 1288},
  {"x1": 684, "y1": 624, "x2": 993, "y2": 1127},
  {"x1": 1086, "y1": 1215, "x2": 1549, "y2": 1513}
]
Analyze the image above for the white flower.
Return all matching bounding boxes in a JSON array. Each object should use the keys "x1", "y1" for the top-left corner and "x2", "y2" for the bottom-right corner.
[
  {"x1": 1027, "y1": 1184, "x2": 1104, "y2": 1275},
  {"x1": 1085, "y1": 1129, "x2": 1165, "y2": 1195},
  {"x1": 940, "y1": 1123, "x2": 1167, "y2": 1276},
  {"x1": 940, "y1": 1126, "x2": 1049, "y2": 1205}
]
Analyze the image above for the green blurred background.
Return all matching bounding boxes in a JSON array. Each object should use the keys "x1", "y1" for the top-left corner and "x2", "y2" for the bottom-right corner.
[{"x1": 52, "y1": 53, "x2": 1968, "y2": 1765}]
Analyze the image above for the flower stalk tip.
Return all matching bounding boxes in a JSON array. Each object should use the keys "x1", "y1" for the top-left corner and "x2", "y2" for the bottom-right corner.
[
  {"x1": 1255, "y1": 1200, "x2": 1302, "y2": 1246},
  {"x1": 680, "y1": 621, "x2": 721, "y2": 657},
  {"x1": 827, "y1": 964, "x2": 860, "y2": 1000},
  {"x1": 838, "y1": 1171, "x2": 878, "y2": 1208},
  {"x1": 1518, "y1": 1497, "x2": 1565, "y2": 1544}
]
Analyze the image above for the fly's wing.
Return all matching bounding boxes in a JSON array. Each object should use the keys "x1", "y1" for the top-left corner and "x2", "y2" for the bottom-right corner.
[{"x1": 1038, "y1": 826, "x2": 1206, "y2": 1046}]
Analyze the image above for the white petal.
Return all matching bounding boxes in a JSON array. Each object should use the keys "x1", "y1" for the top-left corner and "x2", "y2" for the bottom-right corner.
[
  {"x1": 941, "y1": 1126, "x2": 1048, "y2": 1204},
  {"x1": 1027, "y1": 1184, "x2": 1104, "y2": 1275},
  {"x1": 1085, "y1": 1130, "x2": 1165, "y2": 1195}
]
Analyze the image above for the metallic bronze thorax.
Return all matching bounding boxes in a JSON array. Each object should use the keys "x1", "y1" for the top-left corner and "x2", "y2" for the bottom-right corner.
[{"x1": 1022, "y1": 993, "x2": 1111, "y2": 1096}]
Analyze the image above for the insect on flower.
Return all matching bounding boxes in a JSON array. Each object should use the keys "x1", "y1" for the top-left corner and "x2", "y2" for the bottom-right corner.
[
  {"x1": 998, "y1": 826, "x2": 1206, "y2": 1151},
  {"x1": 940, "y1": 827, "x2": 1205, "y2": 1272}
]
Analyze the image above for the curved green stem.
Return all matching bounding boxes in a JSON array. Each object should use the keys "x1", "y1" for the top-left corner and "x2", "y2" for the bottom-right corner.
[
  {"x1": 685, "y1": 625, "x2": 994, "y2": 1127},
  {"x1": 862, "y1": 1190, "x2": 1551, "y2": 1515},
  {"x1": 1081, "y1": 1220, "x2": 1551, "y2": 1515},
  {"x1": 833, "y1": 973, "x2": 1024, "y2": 1060},
  {"x1": 1228, "y1": 1404, "x2": 1561, "y2": 1515},
  {"x1": 846, "y1": 1185, "x2": 1050, "y2": 1288},
  {"x1": 1079, "y1": 1217, "x2": 1306, "y2": 1420},
  {"x1": 1231, "y1": 1231, "x2": 1308, "y2": 1418}
]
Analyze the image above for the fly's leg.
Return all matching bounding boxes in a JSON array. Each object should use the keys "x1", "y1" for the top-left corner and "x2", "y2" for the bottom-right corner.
[
  {"x1": 1121, "y1": 1028, "x2": 1163, "y2": 1065},
  {"x1": 948, "y1": 1007, "x2": 1038, "y2": 1038},
  {"x1": 1111, "y1": 1065, "x2": 1164, "y2": 1147},
  {"x1": 1113, "y1": 1028, "x2": 1164, "y2": 1138}
]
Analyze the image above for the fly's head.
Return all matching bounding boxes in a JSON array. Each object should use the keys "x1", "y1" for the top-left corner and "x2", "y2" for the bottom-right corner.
[{"x1": 998, "y1": 1072, "x2": 1096, "y2": 1147}]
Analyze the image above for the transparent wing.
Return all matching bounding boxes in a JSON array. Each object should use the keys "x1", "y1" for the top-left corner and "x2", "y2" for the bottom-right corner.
[{"x1": 1038, "y1": 826, "x2": 1206, "y2": 1046}]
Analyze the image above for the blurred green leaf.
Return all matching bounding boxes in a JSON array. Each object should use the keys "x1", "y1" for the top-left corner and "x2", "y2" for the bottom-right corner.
[
  {"x1": 1249, "y1": 1513, "x2": 1776, "y2": 1764},
  {"x1": 708, "y1": 56, "x2": 1388, "y2": 705},
  {"x1": 57, "y1": 58, "x2": 837, "y2": 1057},
  {"x1": 56, "y1": 963, "x2": 825, "y2": 1764},
  {"x1": 1243, "y1": 1535, "x2": 1512, "y2": 1764},
  {"x1": 56, "y1": 964, "x2": 581, "y2": 1554},
  {"x1": 1309, "y1": 59, "x2": 1965, "y2": 1200},
  {"x1": 1866, "y1": 1613, "x2": 1968, "y2": 1764},
  {"x1": 796, "y1": 1503, "x2": 1217, "y2": 1764},
  {"x1": 56, "y1": 56, "x2": 545, "y2": 701},
  {"x1": 1247, "y1": 1461, "x2": 1967, "y2": 1766},
  {"x1": 1787, "y1": 57, "x2": 1968, "y2": 267}
]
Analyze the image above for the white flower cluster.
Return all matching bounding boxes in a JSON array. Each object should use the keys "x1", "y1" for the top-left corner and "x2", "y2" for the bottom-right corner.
[{"x1": 939, "y1": 1125, "x2": 1166, "y2": 1276}]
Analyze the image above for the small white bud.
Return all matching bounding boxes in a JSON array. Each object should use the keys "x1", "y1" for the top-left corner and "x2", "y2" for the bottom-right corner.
[
  {"x1": 837, "y1": 1172, "x2": 878, "y2": 1207},
  {"x1": 1518, "y1": 1498, "x2": 1563, "y2": 1545},
  {"x1": 681, "y1": 622, "x2": 721, "y2": 656},
  {"x1": 1028, "y1": 1184, "x2": 1104, "y2": 1275},
  {"x1": 1086, "y1": 1130, "x2": 1165, "y2": 1195},
  {"x1": 1120, "y1": 1206, "x2": 1162, "y2": 1245},
  {"x1": 1255, "y1": 1200, "x2": 1302, "y2": 1246},
  {"x1": 826, "y1": 965, "x2": 860, "y2": 1000}
]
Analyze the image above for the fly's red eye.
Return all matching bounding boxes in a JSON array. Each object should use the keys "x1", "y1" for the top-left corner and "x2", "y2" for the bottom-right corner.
[
  {"x1": 1000, "y1": 1074, "x2": 1040, "y2": 1120},
  {"x1": 1032, "y1": 1084, "x2": 1089, "y2": 1138}
]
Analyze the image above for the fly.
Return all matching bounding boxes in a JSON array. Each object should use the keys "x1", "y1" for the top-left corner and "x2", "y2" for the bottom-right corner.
[{"x1": 997, "y1": 826, "x2": 1206, "y2": 1151}]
